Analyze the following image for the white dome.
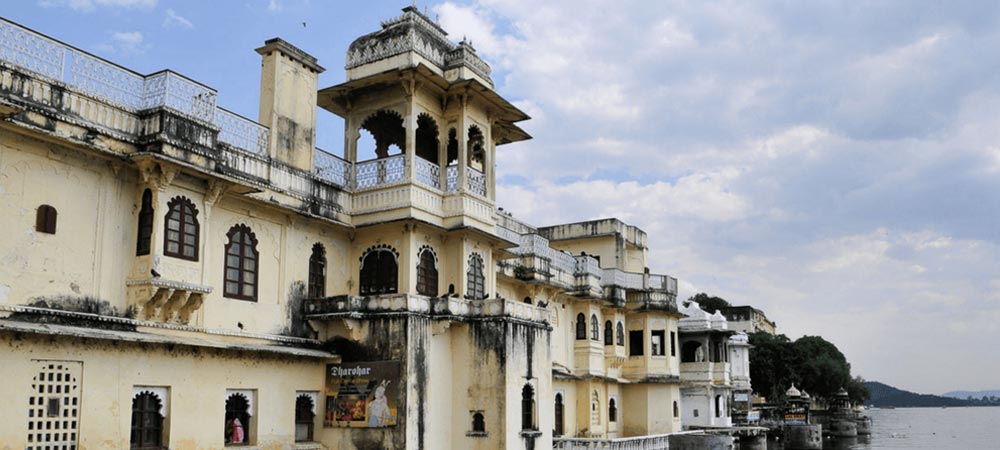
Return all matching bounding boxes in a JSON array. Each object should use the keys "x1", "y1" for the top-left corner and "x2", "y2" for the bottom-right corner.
[{"x1": 786, "y1": 384, "x2": 801, "y2": 398}]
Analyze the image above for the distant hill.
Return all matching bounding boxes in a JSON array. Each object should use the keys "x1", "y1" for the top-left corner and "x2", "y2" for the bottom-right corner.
[
  {"x1": 943, "y1": 390, "x2": 1000, "y2": 400},
  {"x1": 865, "y1": 381, "x2": 971, "y2": 408}
]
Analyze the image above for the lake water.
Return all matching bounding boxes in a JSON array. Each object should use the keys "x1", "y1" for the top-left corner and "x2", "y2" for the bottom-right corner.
[{"x1": 767, "y1": 407, "x2": 1000, "y2": 450}]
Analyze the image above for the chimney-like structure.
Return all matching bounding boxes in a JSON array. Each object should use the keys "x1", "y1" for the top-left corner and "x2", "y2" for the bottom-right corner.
[{"x1": 255, "y1": 38, "x2": 325, "y2": 171}]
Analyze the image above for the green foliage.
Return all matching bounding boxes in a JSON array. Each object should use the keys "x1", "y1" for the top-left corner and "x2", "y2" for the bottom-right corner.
[
  {"x1": 748, "y1": 332, "x2": 863, "y2": 403},
  {"x1": 688, "y1": 292, "x2": 731, "y2": 313}
]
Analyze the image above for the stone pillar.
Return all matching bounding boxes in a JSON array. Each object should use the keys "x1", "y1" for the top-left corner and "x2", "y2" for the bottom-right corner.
[
  {"x1": 256, "y1": 38, "x2": 325, "y2": 171},
  {"x1": 457, "y1": 94, "x2": 468, "y2": 193}
]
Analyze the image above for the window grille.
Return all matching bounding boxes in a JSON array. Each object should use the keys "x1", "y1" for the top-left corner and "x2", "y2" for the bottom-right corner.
[
  {"x1": 590, "y1": 314, "x2": 599, "y2": 341},
  {"x1": 466, "y1": 253, "x2": 485, "y2": 300},
  {"x1": 603, "y1": 320, "x2": 613, "y2": 345},
  {"x1": 130, "y1": 392, "x2": 164, "y2": 449},
  {"x1": 575, "y1": 314, "x2": 586, "y2": 340},
  {"x1": 521, "y1": 385, "x2": 535, "y2": 431},
  {"x1": 359, "y1": 247, "x2": 398, "y2": 295},
  {"x1": 416, "y1": 247, "x2": 438, "y2": 296},
  {"x1": 26, "y1": 361, "x2": 81, "y2": 450}
]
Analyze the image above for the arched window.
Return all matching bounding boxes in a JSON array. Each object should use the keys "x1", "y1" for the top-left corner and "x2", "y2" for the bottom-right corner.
[
  {"x1": 224, "y1": 224, "x2": 258, "y2": 301},
  {"x1": 466, "y1": 253, "x2": 485, "y2": 300},
  {"x1": 604, "y1": 320, "x2": 613, "y2": 345},
  {"x1": 446, "y1": 128, "x2": 459, "y2": 166},
  {"x1": 308, "y1": 243, "x2": 326, "y2": 298},
  {"x1": 673, "y1": 401, "x2": 680, "y2": 418},
  {"x1": 164, "y1": 196, "x2": 199, "y2": 261},
  {"x1": 590, "y1": 314, "x2": 600, "y2": 341},
  {"x1": 523, "y1": 296, "x2": 532, "y2": 305},
  {"x1": 471, "y1": 412, "x2": 485, "y2": 433},
  {"x1": 225, "y1": 393, "x2": 251, "y2": 445},
  {"x1": 359, "y1": 247, "x2": 398, "y2": 295},
  {"x1": 715, "y1": 395, "x2": 722, "y2": 418},
  {"x1": 416, "y1": 247, "x2": 438, "y2": 297},
  {"x1": 35, "y1": 204, "x2": 57, "y2": 234},
  {"x1": 609, "y1": 398, "x2": 617, "y2": 423},
  {"x1": 616, "y1": 322, "x2": 625, "y2": 346},
  {"x1": 294, "y1": 394, "x2": 314, "y2": 442},
  {"x1": 136, "y1": 189, "x2": 154, "y2": 256},
  {"x1": 130, "y1": 391, "x2": 163, "y2": 449},
  {"x1": 521, "y1": 385, "x2": 535, "y2": 430},
  {"x1": 554, "y1": 393, "x2": 564, "y2": 436},
  {"x1": 415, "y1": 113, "x2": 439, "y2": 164},
  {"x1": 575, "y1": 313, "x2": 587, "y2": 340}
]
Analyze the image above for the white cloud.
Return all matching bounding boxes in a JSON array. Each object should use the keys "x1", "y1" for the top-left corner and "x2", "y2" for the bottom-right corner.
[
  {"x1": 38, "y1": 0, "x2": 155, "y2": 12},
  {"x1": 163, "y1": 9, "x2": 194, "y2": 29},
  {"x1": 267, "y1": 0, "x2": 282, "y2": 12},
  {"x1": 94, "y1": 31, "x2": 148, "y2": 56}
]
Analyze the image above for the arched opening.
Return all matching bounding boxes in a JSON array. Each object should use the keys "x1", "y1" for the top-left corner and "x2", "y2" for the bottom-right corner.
[
  {"x1": 358, "y1": 110, "x2": 405, "y2": 161},
  {"x1": 136, "y1": 189, "x2": 154, "y2": 256},
  {"x1": 523, "y1": 296, "x2": 532, "y2": 305},
  {"x1": 359, "y1": 247, "x2": 398, "y2": 295},
  {"x1": 554, "y1": 393, "x2": 564, "y2": 436},
  {"x1": 715, "y1": 395, "x2": 722, "y2": 418},
  {"x1": 130, "y1": 391, "x2": 164, "y2": 449},
  {"x1": 225, "y1": 393, "x2": 251, "y2": 445},
  {"x1": 521, "y1": 385, "x2": 535, "y2": 431},
  {"x1": 608, "y1": 398, "x2": 617, "y2": 423},
  {"x1": 308, "y1": 243, "x2": 326, "y2": 298},
  {"x1": 415, "y1": 113, "x2": 439, "y2": 164},
  {"x1": 416, "y1": 247, "x2": 438, "y2": 297},
  {"x1": 446, "y1": 128, "x2": 458, "y2": 165},
  {"x1": 294, "y1": 394, "x2": 315, "y2": 442},
  {"x1": 682, "y1": 341, "x2": 703, "y2": 363},
  {"x1": 604, "y1": 320, "x2": 613, "y2": 345},
  {"x1": 467, "y1": 125, "x2": 485, "y2": 172},
  {"x1": 590, "y1": 314, "x2": 599, "y2": 341},
  {"x1": 616, "y1": 322, "x2": 625, "y2": 346},
  {"x1": 471, "y1": 412, "x2": 485, "y2": 433},
  {"x1": 576, "y1": 313, "x2": 586, "y2": 340}
]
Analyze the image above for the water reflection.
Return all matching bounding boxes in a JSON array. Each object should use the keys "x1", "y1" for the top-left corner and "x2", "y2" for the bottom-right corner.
[{"x1": 765, "y1": 435, "x2": 871, "y2": 449}]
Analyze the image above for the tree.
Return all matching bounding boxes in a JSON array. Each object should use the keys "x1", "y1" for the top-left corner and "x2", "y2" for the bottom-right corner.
[
  {"x1": 749, "y1": 332, "x2": 863, "y2": 404},
  {"x1": 688, "y1": 293, "x2": 731, "y2": 313},
  {"x1": 846, "y1": 376, "x2": 871, "y2": 404}
]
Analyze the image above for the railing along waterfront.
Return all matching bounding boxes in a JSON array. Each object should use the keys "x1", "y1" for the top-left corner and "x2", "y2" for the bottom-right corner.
[{"x1": 553, "y1": 433, "x2": 671, "y2": 450}]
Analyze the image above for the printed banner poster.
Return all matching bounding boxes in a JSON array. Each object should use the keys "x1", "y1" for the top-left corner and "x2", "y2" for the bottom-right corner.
[{"x1": 324, "y1": 361, "x2": 400, "y2": 428}]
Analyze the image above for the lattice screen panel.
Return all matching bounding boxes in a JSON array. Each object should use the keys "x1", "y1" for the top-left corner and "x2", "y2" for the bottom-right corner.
[{"x1": 26, "y1": 361, "x2": 82, "y2": 450}]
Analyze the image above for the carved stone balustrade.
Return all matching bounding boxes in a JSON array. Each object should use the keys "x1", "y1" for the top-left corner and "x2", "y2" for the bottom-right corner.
[{"x1": 304, "y1": 294, "x2": 551, "y2": 326}]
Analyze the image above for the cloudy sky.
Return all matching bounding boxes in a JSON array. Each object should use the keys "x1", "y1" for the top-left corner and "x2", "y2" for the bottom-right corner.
[{"x1": 7, "y1": 0, "x2": 1000, "y2": 394}]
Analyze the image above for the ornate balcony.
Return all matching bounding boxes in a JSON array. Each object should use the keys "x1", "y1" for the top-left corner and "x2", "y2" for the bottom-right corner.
[{"x1": 304, "y1": 294, "x2": 551, "y2": 325}]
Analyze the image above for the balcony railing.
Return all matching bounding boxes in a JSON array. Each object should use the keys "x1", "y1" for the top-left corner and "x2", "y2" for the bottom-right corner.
[
  {"x1": 215, "y1": 108, "x2": 269, "y2": 155},
  {"x1": 414, "y1": 156, "x2": 441, "y2": 189},
  {"x1": 314, "y1": 148, "x2": 351, "y2": 188},
  {"x1": 354, "y1": 154, "x2": 406, "y2": 189},
  {"x1": 553, "y1": 433, "x2": 671, "y2": 450},
  {"x1": 467, "y1": 166, "x2": 487, "y2": 196}
]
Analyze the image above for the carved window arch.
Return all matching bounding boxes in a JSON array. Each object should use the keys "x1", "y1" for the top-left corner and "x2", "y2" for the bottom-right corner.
[
  {"x1": 35, "y1": 204, "x2": 57, "y2": 234},
  {"x1": 608, "y1": 397, "x2": 618, "y2": 423},
  {"x1": 415, "y1": 113, "x2": 439, "y2": 164},
  {"x1": 294, "y1": 394, "x2": 314, "y2": 442},
  {"x1": 521, "y1": 384, "x2": 535, "y2": 431},
  {"x1": 308, "y1": 243, "x2": 326, "y2": 298},
  {"x1": 416, "y1": 246, "x2": 438, "y2": 297},
  {"x1": 164, "y1": 196, "x2": 199, "y2": 261},
  {"x1": 554, "y1": 393, "x2": 565, "y2": 436},
  {"x1": 224, "y1": 393, "x2": 251, "y2": 445},
  {"x1": 359, "y1": 245, "x2": 398, "y2": 295},
  {"x1": 466, "y1": 253, "x2": 485, "y2": 300},
  {"x1": 136, "y1": 189, "x2": 154, "y2": 256},
  {"x1": 590, "y1": 314, "x2": 600, "y2": 341},
  {"x1": 224, "y1": 224, "x2": 258, "y2": 301},
  {"x1": 576, "y1": 313, "x2": 586, "y2": 340},
  {"x1": 616, "y1": 322, "x2": 625, "y2": 346},
  {"x1": 130, "y1": 391, "x2": 164, "y2": 449},
  {"x1": 467, "y1": 125, "x2": 485, "y2": 172},
  {"x1": 360, "y1": 110, "x2": 405, "y2": 159},
  {"x1": 604, "y1": 320, "x2": 614, "y2": 345}
]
